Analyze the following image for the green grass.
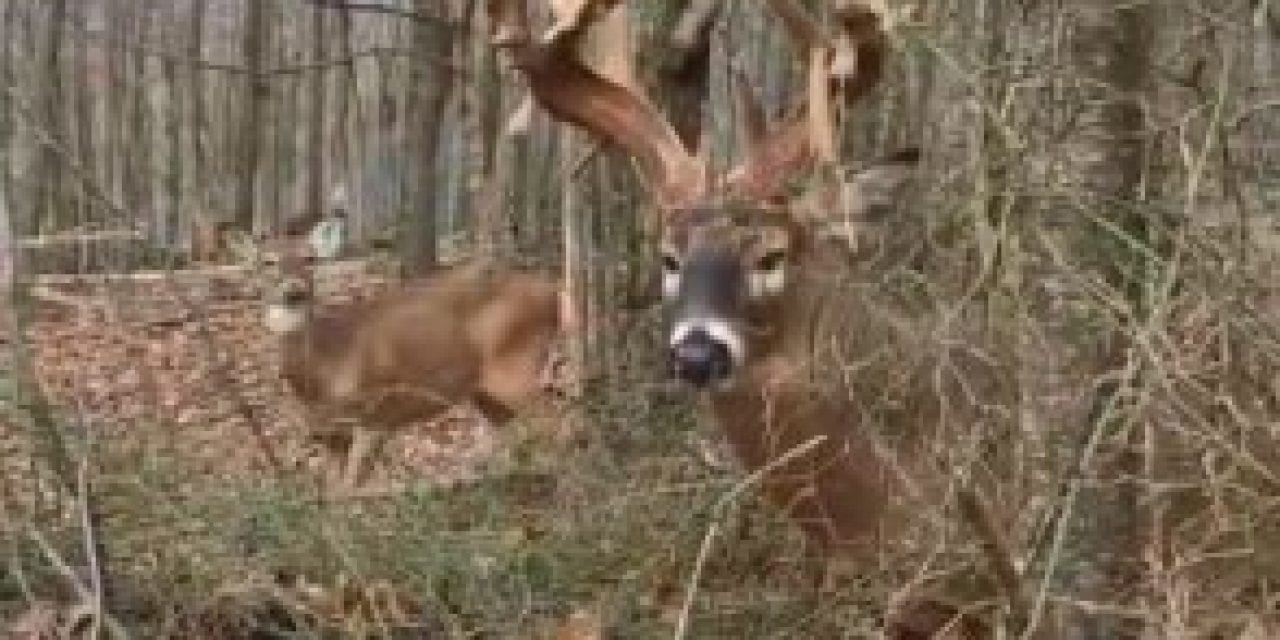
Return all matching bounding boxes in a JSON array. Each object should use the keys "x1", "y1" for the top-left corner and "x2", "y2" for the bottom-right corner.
[{"x1": 7, "y1": 390, "x2": 918, "y2": 639}]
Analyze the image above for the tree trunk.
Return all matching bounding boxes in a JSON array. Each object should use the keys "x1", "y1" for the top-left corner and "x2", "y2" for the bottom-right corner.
[
  {"x1": 1049, "y1": 4, "x2": 1159, "y2": 639},
  {"x1": 235, "y1": 0, "x2": 271, "y2": 231},
  {"x1": 307, "y1": 3, "x2": 328, "y2": 219},
  {"x1": 189, "y1": 0, "x2": 206, "y2": 216},
  {"x1": 400, "y1": 0, "x2": 457, "y2": 273},
  {"x1": 35, "y1": 0, "x2": 69, "y2": 232}
]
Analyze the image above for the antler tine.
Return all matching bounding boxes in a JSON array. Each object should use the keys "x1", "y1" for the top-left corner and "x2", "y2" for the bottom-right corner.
[
  {"x1": 726, "y1": 0, "x2": 889, "y2": 202},
  {"x1": 488, "y1": 0, "x2": 705, "y2": 211},
  {"x1": 730, "y1": 67, "x2": 768, "y2": 152},
  {"x1": 542, "y1": 0, "x2": 626, "y2": 49},
  {"x1": 763, "y1": 0, "x2": 823, "y2": 55}
]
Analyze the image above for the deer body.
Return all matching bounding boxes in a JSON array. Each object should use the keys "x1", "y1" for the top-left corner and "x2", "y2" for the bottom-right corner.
[
  {"x1": 267, "y1": 258, "x2": 568, "y2": 492},
  {"x1": 710, "y1": 370, "x2": 896, "y2": 552}
]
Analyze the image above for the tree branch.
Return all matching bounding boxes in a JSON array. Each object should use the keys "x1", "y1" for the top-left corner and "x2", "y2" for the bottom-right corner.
[{"x1": 300, "y1": 0, "x2": 462, "y2": 27}]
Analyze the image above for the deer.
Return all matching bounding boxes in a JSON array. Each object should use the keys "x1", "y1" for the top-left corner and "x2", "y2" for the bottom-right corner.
[
  {"x1": 491, "y1": 0, "x2": 1018, "y2": 637},
  {"x1": 261, "y1": 226, "x2": 576, "y2": 496}
]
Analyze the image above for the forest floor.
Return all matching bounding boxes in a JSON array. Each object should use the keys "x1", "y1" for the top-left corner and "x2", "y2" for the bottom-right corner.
[
  {"x1": 1, "y1": 261, "x2": 871, "y2": 639},
  {"x1": 3, "y1": 256, "x2": 1279, "y2": 639}
]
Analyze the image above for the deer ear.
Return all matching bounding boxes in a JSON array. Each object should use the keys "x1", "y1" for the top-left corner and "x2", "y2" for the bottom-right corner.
[
  {"x1": 838, "y1": 148, "x2": 920, "y2": 221},
  {"x1": 796, "y1": 148, "x2": 920, "y2": 252}
]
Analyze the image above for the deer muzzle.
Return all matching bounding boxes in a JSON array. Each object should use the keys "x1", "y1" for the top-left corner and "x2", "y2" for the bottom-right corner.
[
  {"x1": 669, "y1": 324, "x2": 737, "y2": 388},
  {"x1": 667, "y1": 252, "x2": 746, "y2": 389}
]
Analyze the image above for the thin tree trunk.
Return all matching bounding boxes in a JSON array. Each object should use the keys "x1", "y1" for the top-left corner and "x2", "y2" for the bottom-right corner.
[
  {"x1": 307, "y1": 2, "x2": 327, "y2": 218},
  {"x1": 73, "y1": 0, "x2": 96, "y2": 232},
  {"x1": 189, "y1": 0, "x2": 206, "y2": 216},
  {"x1": 470, "y1": 7, "x2": 504, "y2": 256},
  {"x1": 35, "y1": 0, "x2": 69, "y2": 232},
  {"x1": 1049, "y1": 5, "x2": 1158, "y2": 639},
  {"x1": 13, "y1": 0, "x2": 74, "y2": 490},
  {"x1": 235, "y1": 0, "x2": 271, "y2": 231},
  {"x1": 401, "y1": 0, "x2": 457, "y2": 273},
  {"x1": 128, "y1": 0, "x2": 156, "y2": 239},
  {"x1": 333, "y1": 1, "x2": 355, "y2": 228},
  {"x1": 163, "y1": 1, "x2": 182, "y2": 251}
]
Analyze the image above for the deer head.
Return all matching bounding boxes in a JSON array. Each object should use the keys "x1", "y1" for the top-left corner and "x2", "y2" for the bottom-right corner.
[
  {"x1": 491, "y1": 5, "x2": 1006, "y2": 633},
  {"x1": 260, "y1": 225, "x2": 321, "y2": 335},
  {"x1": 489, "y1": 0, "x2": 919, "y2": 390}
]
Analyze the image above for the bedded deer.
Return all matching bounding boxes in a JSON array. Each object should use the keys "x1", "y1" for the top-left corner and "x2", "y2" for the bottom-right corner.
[
  {"x1": 262, "y1": 230, "x2": 574, "y2": 495},
  {"x1": 492, "y1": 0, "x2": 1011, "y2": 636}
]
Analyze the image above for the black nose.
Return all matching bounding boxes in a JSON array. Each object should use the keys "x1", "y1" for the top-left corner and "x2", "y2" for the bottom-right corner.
[
  {"x1": 670, "y1": 329, "x2": 732, "y2": 388},
  {"x1": 281, "y1": 288, "x2": 309, "y2": 305}
]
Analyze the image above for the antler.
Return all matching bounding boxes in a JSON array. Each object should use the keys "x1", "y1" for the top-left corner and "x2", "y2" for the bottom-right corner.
[
  {"x1": 726, "y1": 0, "x2": 889, "y2": 202},
  {"x1": 488, "y1": 0, "x2": 706, "y2": 211},
  {"x1": 730, "y1": 68, "x2": 769, "y2": 153}
]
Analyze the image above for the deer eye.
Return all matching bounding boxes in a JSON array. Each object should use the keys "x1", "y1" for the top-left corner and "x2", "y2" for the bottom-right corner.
[
  {"x1": 755, "y1": 251, "x2": 786, "y2": 272},
  {"x1": 660, "y1": 254, "x2": 682, "y2": 299}
]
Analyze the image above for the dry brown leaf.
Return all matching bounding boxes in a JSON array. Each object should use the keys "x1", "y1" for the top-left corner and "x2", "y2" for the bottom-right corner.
[{"x1": 553, "y1": 607, "x2": 604, "y2": 640}]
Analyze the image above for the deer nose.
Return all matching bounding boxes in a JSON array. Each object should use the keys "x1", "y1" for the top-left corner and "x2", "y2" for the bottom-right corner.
[
  {"x1": 281, "y1": 287, "x2": 310, "y2": 305},
  {"x1": 670, "y1": 328, "x2": 733, "y2": 388}
]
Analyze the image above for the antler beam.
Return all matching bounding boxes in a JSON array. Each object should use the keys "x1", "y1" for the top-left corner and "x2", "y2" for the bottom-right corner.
[
  {"x1": 727, "y1": 0, "x2": 889, "y2": 202},
  {"x1": 487, "y1": 0, "x2": 706, "y2": 211}
]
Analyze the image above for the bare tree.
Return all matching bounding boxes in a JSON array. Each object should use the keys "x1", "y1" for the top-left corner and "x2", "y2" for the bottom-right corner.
[
  {"x1": 306, "y1": 2, "x2": 329, "y2": 219},
  {"x1": 400, "y1": 0, "x2": 461, "y2": 273},
  {"x1": 235, "y1": 0, "x2": 272, "y2": 231}
]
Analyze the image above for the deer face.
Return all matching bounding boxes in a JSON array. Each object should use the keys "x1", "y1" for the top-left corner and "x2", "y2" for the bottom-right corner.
[
  {"x1": 662, "y1": 207, "x2": 800, "y2": 389},
  {"x1": 261, "y1": 236, "x2": 318, "y2": 334},
  {"x1": 489, "y1": 0, "x2": 905, "y2": 386}
]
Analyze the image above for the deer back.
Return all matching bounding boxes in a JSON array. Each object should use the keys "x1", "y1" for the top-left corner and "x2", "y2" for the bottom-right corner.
[{"x1": 274, "y1": 261, "x2": 565, "y2": 428}]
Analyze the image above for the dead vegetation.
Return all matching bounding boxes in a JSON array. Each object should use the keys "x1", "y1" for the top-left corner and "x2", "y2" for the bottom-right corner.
[
  {"x1": 4, "y1": 1, "x2": 1280, "y2": 638},
  {"x1": 3, "y1": 235, "x2": 1278, "y2": 638}
]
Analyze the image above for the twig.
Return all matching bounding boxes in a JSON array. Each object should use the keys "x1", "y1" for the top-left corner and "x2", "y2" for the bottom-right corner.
[
  {"x1": 955, "y1": 486, "x2": 1030, "y2": 630},
  {"x1": 567, "y1": 143, "x2": 605, "y2": 180},
  {"x1": 28, "y1": 285, "x2": 97, "y2": 313},
  {"x1": 75, "y1": 449, "x2": 105, "y2": 640},
  {"x1": 1019, "y1": 358, "x2": 1140, "y2": 640},
  {"x1": 27, "y1": 527, "x2": 131, "y2": 639}
]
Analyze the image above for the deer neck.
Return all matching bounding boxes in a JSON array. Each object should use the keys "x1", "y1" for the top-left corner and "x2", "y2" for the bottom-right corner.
[{"x1": 706, "y1": 259, "x2": 840, "y2": 459}]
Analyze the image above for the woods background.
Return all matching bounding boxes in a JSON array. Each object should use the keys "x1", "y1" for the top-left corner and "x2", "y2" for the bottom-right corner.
[{"x1": 2, "y1": 1, "x2": 1279, "y2": 638}]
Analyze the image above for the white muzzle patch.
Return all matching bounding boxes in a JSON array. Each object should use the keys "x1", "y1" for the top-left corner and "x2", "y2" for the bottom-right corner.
[
  {"x1": 264, "y1": 305, "x2": 306, "y2": 334},
  {"x1": 669, "y1": 317, "x2": 746, "y2": 367}
]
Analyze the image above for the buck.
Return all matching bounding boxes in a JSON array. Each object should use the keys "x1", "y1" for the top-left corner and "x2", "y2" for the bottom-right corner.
[
  {"x1": 262, "y1": 228, "x2": 574, "y2": 495},
  {"x1": 492, "y1": 0, "x2": 1013, "y2": 636}
]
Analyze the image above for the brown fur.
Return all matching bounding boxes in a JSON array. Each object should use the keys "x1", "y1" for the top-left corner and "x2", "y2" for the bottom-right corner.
[{"x1": 270, "y1": 253, "x2": 568, "y2": 492}]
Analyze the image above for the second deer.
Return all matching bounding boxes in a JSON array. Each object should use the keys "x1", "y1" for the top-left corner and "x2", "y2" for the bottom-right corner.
[{"x1": 262, "y1": 228, "x2": 575, "y2": 495}]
